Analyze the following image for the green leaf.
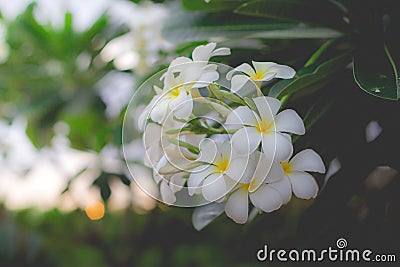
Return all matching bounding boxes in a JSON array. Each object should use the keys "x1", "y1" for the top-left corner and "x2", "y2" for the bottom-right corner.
[
  {"x1": 247, "y1": 26, "x2": 342, "y2": 39},
  {"x1": 162, "y1": 6, "x2": 341, "y2": 43},
  {"x1": 92, "y1": 173, "x2": 112, "y2": 202},
  {"x1": 167, "y1": 138, "x2": 200, "y2": 154},
  {"x1": 269, "y1": 54, "x2": 351, "y2": 98},
  {"x1": 243, "y1": 97, "x2": 257, "y2": 111},
  {"x1": 210, "y1": 86, "x2": 247, "y2": 105},
  {"x1": 64, "y1": 12, "x2": 73, "y2": 33},
  {"x1": 182, "y1": 0, "x2": 245, "y2": 12},
  {"x1": 292, "y1": 100, "x2": 334, "y2": 143},
  {"x1": 353, "y1": 44, "x2": 399, "y2": 100},
  {"x1": 234, "y1": 0, "x2": 349, "y2": 31}
]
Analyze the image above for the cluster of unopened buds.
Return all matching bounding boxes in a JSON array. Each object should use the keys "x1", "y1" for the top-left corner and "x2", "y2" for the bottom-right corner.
[{"x1": 136, "y1": 43, "x2": 326, "y2": 224}]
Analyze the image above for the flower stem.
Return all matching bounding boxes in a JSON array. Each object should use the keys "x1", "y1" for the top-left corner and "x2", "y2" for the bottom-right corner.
[
  {"x1": 167, "y1": 138, "x2": 200, "y2": 154},
  {"x1": 166, "y1": 128, "x2": 192, "y2": 135},
  {"x1": 279, "y1": 94, "x2": 290, "y2": 109},
  {"x1": 255, "y1": 81, "x2": 263, "y2": 97},
  {"x1": 304, "y1": 39, "x2": 336, "y2": 67}
]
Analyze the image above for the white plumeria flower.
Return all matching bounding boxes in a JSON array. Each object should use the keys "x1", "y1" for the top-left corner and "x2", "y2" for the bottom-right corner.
[
  {"x1": 149, "y1": 70, "x2": 196, "y2": 124},
  {"x1": 187, "y1": 139, "x2": 250, "y2": 202},
  {"x1": 143, "y1": 122, "x2": 164, "y2": 168},
  {"x1": 227, "y1": 61, "x2": 295, "y2": 93},
  {"x1": 138, "y1": 91, "x2": 161, "y2": 131},
  {"x1": 279, "y1": 149, "x2": 326, "y2": 200},
  {"x1": 143, "y1": 118, "x2": 205, "y2": 171},
  {"x1": 168, "y1": 42, "x2": 231, "y2": 74},
  {"x1": 142, "y1": 118, "x2": 184, "y2": 168},
  {"x1": 153, "y1": 169, "x2": 186, "y2": 205},
  {"x1": 225, "y1": 151, "x2": 287, "y2": 224},
  {"x1": 144, "y1": 43, "x2": 230, "y2": 125},
  {"x1": 225, "y1": 96, "x2": 305, "y2": 160},
  {"x1": 152, "y1": 133, "x2": 206, "y2": 205}
]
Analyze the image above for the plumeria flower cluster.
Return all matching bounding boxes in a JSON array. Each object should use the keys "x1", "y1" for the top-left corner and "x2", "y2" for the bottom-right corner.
[{"x1": 137, "y1": 43, "x2": 326, "y2": 225}]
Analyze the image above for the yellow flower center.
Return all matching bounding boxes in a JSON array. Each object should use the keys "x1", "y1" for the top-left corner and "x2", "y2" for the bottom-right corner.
[
  {"x1": 168, "y1": 83, "x2": 194, "y2": 98},
  {"x1": 240, "y1": 183, "x2": 250, "y2": 192},
  {"x1": 256, "y1": 119, "x2": 273, "y2": 135},
  {"x1": 281, "y1": 162, "x2": 292, "y2": 175},
  {"x1": 251, "y1": 71, "x2": 265, "y2": 80},
  {"x1": 215, "y1": 157, "x2": 229, "y2": 173},
  {"x1": 169, "y1": 87, "x2": 181, "y2": 98}
]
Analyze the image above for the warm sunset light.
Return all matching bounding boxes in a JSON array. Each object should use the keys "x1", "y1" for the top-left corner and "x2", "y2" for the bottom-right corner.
[{"x1": 85, "y1": 201, "x2": 105, "y2": 220}]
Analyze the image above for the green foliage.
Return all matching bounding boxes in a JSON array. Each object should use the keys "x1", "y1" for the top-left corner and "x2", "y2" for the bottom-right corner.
[
  {"x1": 169, "y1": 0, "x2": 400, "y2": 100},
  {"x1": 163, "y1": 6, "x2": 341, "y2": 43},
  {"x1": 0, "y1": 3, "x2": 127, "y2": 149},
  {"x1": 1, "y1": 1, "x2": 399, "y2": 265},
  {"x1": 0, "y1": 3, "x2": 135, "y2": 203},
  {"x1": 269, "y1": 53, "x2": 351, "y2": 98},
  {"x1": 182, "y1": 0, "x2": 245, "y2": 12},
  {"x1": 353, "y1": 44, "x2": 398, "y2": 100}
]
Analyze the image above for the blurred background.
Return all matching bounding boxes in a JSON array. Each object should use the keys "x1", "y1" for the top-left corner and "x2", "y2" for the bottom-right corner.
[{"x1": 0, "y1": 0, "x2": 399, "y2": 266}]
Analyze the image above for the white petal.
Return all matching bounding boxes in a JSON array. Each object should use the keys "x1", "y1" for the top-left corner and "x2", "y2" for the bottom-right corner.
[
  {"x1": 138, "y1": 96, "x2": 160, "y2": 130},
  {"x1": 225, "y1": 187, "x2": 248, "y2": 224},
  {"x1": 279, "y1": 133, "x2": 293, "y2": 162},
  {"x1": 180, "y1": 64, "x2": 202, "y2": 82},
  {"x1": 163, "y1": 70, "x2": 178, "y2": 89},
  {"x1": 192, "y1": 43, "x2": 216, "y2": 62},
  {"x1": 153, "y1": 85, "x2": 163, "y2": 95},
  {"x1": 280, "y1": 132, "x2": 292, "y2": 142},
  {"x1": 269, "y1": 64, "x2": 296, "y2": 79},
  {"x1": 153, "y1": 171, "x2": 163, "y2": 184},
  {"x1": 226, "y1": 156, "x2": 252, "y2": 182},
  {"x1": 250, "y1": 185, "x2": 282, "y2": 212},
  {"x1": 235, "y1": 63, "x2": 256, "y2": 77},
  {"x1": 202, "y1": 63, "x2": 218, "y2": 72},
  {"x1": 155, "y1": 155, "x2": 169, "y2": 172},
  {"x1": 144, "y1": 143, "x2": 163, "y2": 167},
  {"x1": 231, "y1": 127, "x2": 262, "y2": 155},
  {"x1": 230, "y1": 74, "x2": 251, "y2": 93},
  {"x1": 226, "y1": 69, "x2": 236, "y2": 80},
  {"x1": 250, "y1": 157, "x2": 284, "y2": 193},
  {"x1": 211, "y1": 47, "x2": 231, "y2": 57},
  {"x1": 225, "y1": 106, "x2": 258, "y2": 128},
  {"x1": 265, "y1": 162, "x2": 285, "y2": 183},
  {"x1": 168, "y1": 57, "x2": 193, "y2": 73},
  {"x1": 150, "y1": 98, "x2": 169, "y2": 123},
  {"x1": 173, "y1": 94, "x2": 193, "y2": 120},
  {"x1": 269, "y1": 177, "x2": 292, "y2": 204},
  {"x1": 160, "y1": 181, "x2": 176, "y2": 204},
  {"x1": 290, "y1": 149, "x2": 325, "y2": 173},
  {"x1": 287, "y1": 171, "x2": 319, "y2": 199},
  {"x1": 275, "y1": 109, "x2": 305, "y2": 135},
  {"x1": 198, "y1": 138, "x2": 217, "y2": 163},
  {"x1": 170, "y1": 173, "x2": 187, "y2": 193},
  {"x1": 202, "y1": 173, "x2": 228, "y2": 201},
  {"x1": 169, "y1": 88, "x2": 187, "y2": 110},
  {"x1": 253, "y1": 96, "x2": 281, "y2": 121},
  {"x1": 249, "y1": 152, "x2": 273, "y2": 192},
  {"x1": 252, "y1": 61, "x2": 277, "y2": 73},
  {"x1": 193, "y1": 71, "x2": 219, "y2": 88},
  {"x1": 261, "y1": 132, "x2": 293, "y2": 162},
  {"x1": 143, "y1": 123, "x2": 162, "y2": 148},
  {"x1": 187, "y1": 165, "x2": 213, "y2": 195},
  {"x1": 217, "y1": 140, "x2": 232, "y2": 160},
  {"x1": 259, "y1": 72, "x2": 277, "y2": 82}
]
